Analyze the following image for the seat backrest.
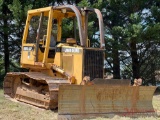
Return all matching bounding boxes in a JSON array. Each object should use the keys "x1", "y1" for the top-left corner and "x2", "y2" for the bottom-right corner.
[{"x1": 50, "y1": 35, "x2": 56, "y2": 47}]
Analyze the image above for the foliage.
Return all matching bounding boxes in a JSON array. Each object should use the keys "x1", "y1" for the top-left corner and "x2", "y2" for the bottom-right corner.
[
  {"x1": 8, "y1": 0, "x2": 33, "y2": 23},
  {"x1": 0, "y1": 0, "x2": 160, "y2": 85},
  {"x1": 99, "y1": 0, "x2": 160, "y2": 83}
]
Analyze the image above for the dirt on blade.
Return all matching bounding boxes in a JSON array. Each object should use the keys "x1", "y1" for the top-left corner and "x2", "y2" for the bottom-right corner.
[{"x1": 0, "y1": 89, "x2": 160, "y2": 120}]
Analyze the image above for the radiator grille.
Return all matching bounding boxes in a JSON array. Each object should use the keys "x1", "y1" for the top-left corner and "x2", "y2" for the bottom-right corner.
[{"x1": 83, "y1": 49, "x2": 104, "y2": 80}]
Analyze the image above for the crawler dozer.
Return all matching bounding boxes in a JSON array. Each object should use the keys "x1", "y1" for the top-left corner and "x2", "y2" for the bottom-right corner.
[{"x1": 3, "y1": 5, "x2": 157, "y2": 119}]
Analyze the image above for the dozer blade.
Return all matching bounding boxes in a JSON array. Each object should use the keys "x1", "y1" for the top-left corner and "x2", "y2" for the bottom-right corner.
[
  {"x1": 92, "y1": 78, "x2": 131, "y2": 85},
  {"x1": 58, "y1": 85, "x2": 157, "y2": 119}
]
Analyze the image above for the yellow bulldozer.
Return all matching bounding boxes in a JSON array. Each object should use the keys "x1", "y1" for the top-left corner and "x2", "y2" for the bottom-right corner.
[{"x1": 3, "y1": 5, "x2": 157, "y2": 119}]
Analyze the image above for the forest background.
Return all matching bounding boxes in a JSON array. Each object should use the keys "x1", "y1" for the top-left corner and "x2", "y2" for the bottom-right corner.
[{"x1": 0, "y1": 0, "x2": 160, "y2": 86}]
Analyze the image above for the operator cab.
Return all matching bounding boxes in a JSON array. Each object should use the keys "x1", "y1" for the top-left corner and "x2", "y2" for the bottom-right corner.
[{"x1": 21, "y1": 6, "x2": 104, "y2": 68}]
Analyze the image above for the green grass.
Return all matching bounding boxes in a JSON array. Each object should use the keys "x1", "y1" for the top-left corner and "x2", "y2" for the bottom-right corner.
[{"x1": 0, "y1": 89, "x2": 160, "y2": 120}]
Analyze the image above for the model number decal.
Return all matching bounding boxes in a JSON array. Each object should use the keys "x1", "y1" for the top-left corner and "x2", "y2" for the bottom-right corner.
[
  {"x1": 23, "y1": 46, "x2": 33, "y2": 51},
  {"x1": 62, "y1": 48, "x2": 80, "y2": 53}
]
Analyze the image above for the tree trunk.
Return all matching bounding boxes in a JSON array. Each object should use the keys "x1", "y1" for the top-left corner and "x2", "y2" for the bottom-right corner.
[
  {"x1": 3, "y1": 6, "x2": 9, "y2": 74},
  {"x1": 3, "y1": 25, "x2": 9, "y2": 74},
  {"x1": 130, "y1": 40, "x2": 140, "y2": 79},
  {"x1": 112, "y1": 48, "x2": 120, "y2": 79}
]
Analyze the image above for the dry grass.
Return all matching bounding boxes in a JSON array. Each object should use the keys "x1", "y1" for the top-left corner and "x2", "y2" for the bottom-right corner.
[
  {"x1": 0, "y1": 89, "x2": 160, "y2": 120},
  {"x1": 0, "y1": 90, "x2": 57, "y2": 120}
]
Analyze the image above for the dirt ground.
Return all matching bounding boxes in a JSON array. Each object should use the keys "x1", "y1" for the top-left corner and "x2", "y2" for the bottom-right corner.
[{"x1": 0, "y1": 89, "x2": 160, "y2": 120}]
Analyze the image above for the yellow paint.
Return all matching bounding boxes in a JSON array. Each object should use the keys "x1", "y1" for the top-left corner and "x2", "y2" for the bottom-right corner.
[
  {"x1": 73, "y1": 51, "x2": 83, "y2": 84},
  {"x1": 21, "y1": 44, "x2": 35, "y2": 65},
  {"x1": 22, "y1": 14, "x2": 31, "y2": 43},
  {"x1": 28, "y1": 7, "x2": 51, "y2": 14},
  {"x1": 42, "y1": 8, "x2": 53, "y2": 65},
  {"x1": 20, "y1": 6, "x2": 105, "y2": 85}
]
